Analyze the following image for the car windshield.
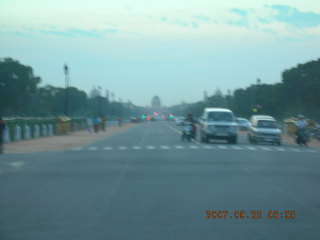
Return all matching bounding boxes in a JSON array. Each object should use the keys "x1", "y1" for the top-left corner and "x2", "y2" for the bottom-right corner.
[
  {"x1": 257, "y1": 120, "x2": 278, "y2": 128},
  {"x1": 208, "y1": 112, "x2": 234, "y2": 122}
]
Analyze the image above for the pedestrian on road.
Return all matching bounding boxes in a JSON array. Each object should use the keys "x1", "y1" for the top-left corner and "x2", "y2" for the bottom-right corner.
[
  {"x1": 86, "y1": 117, "x2": 93, "y2": 133},
  {"x1": 0, "y1": 116, "x2": 6, "y2": 154},
  {"x1": 93, "y1": 117, "x2": 100, "y2": 133}
]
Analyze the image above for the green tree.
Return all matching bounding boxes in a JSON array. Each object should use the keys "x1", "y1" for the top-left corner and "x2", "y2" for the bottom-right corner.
[{"x1": 0, "y1": 58, "x2": 41, "y2": 114}]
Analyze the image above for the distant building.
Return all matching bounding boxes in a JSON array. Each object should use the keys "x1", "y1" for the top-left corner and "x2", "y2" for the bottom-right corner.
[{"x1": 151, "y1": 96, "x2": 161, "y2": 108}]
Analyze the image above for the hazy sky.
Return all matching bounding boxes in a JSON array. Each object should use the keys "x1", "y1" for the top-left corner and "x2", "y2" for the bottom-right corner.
[{"x1": 1, "y1": 0, "x2": 320, "y2": 106}]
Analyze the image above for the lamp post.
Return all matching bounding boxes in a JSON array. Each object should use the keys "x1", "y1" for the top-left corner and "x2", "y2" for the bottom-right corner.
[
  {"x1": 254, "y1": 78, "x2": 261, "y2": 113},
  {"x1": 97, "y1": 86, "x2": 102, "y2": 117},
  {"x1": 64, "y1": 64, "x2": 69, "y2": 116}
]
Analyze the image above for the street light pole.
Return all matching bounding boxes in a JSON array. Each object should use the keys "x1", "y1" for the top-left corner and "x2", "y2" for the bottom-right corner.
[
  {"x1": 64, "y1": 64, "x2": 69, "y2": 116},
  {"x1": 98, "y1": 86, "x2": 102, "y2": 117}
]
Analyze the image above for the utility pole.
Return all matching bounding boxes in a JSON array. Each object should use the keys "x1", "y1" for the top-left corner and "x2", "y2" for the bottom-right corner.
[
  {"x1": 64, "y1": 64, "x2": 69, "y2": 116},
  {"x1": 97, "y1": 86, "x2": 102, "y2": 117}
]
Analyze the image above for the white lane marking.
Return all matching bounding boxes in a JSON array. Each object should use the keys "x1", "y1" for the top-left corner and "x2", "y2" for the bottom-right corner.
[
  {"x1": 218, "y1": 145, "x2": 227, "y2": 149},
  {"x1": 273, "y1": 147, "x2": 286, "y2": 151},
  {"x1": 103, "y1": 146, "x2": 113, "y2": 150},
  {"x1": 8, "y1": 161, "x2": 25, "y2": 168},
  {"x1": 258, "y1": 146, "x2": 272, "y2": 151},
  {"x1": 72, "y1": 147, "x2": 83, "y2": 151},
  {"x1": 245, "y1": 146, "x2": 257, "y2": 150},
  {"x1": 175, "y1": 145, "x2": 184, "y2": 149},
  {"x1": 133, "y1": 146, "x2": 141, "y2": 150},
  {"x1": 289, "y1": 148, "x2": 301, "y2": 152},
  {"x1": 118, "y1": 146, "x2": 127, "y2": 150},
  {"x1": 160, "y1": 145, "x2": 170, "y2": 149},
  {"x1": 189, "y1": 145, "x2": 199, "y2": 149},
  {"x1": 232, "y1": 146, "x2": 242, "y2": 150},
  {"x1": 305, "y1": 149, "x2": 317, "y2": 153},
  {"x1": 89, "y1": 147, "x2": 97, "y2": 151},
  {"x1": 203, "y1": 145, "x2": 213, "y2": 149},
  {"x1": 146, "y1": 145, "x2": 155, "y2": 150}
]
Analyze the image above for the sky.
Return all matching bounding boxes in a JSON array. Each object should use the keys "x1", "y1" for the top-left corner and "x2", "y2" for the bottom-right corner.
[{"x1": 1, "y1": 0, "x2": 320, "y2": 107}]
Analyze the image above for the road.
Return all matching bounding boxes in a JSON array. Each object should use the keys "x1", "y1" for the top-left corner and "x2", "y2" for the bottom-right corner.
[{"x1": 1, "y1": 121, "x2": 320, "y2": 240}]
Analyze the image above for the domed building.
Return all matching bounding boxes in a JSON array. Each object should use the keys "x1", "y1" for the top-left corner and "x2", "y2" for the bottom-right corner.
[{"x1": 151, "y1": 95, "x2": 161, "y2": 108}]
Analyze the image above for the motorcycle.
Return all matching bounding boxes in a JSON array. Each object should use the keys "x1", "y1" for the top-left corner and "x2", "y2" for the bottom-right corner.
[
  {"x1": 181, "y1": 121, "x2": 195, "y2": 142},
  {"x1": 296, "y1": 128, "x2": 309, "y2": 146}
]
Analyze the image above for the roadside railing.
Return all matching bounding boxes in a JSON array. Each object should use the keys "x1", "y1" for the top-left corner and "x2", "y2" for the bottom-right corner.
[
  {"x1": 2, "y1": 117, "x2": 86, "y2": 143},
  {"x1": 2, "y1": 117, "x2": 132, "y2": 143}
]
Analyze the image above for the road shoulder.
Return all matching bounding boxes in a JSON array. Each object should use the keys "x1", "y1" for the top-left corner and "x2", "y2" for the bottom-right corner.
[{"x1": 3, "y1": 123, "x2": 137, "y2": 154}]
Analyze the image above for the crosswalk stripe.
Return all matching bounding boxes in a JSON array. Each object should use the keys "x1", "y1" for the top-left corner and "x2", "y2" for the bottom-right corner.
[
  {"x1": 289, "y1": 148, "x2": 301, "y2": 152},
  {"x1": 68, "y1": 144, "x2": 319, "y2": 154},
  {"x1": 245, "y1": 146, "x2": 257, "y2": 150},
  {"x1": 258, "y1": 146, "x2": 272, "y2": 151},
  {"x1": 306, "y1": 149, "x2": 317, "y2": 153},
  {"x1": 175, "y1": 145, "x2": 184, "y2": 149},
  {"x1": 189, "y1": 145, "x2": 199, "y2": 149},
  {"x1": 203, "y1": 145, "x2": 213, "y2": 149},
  {"x1": 72, "y1": 147, "x2": 83, "y2": 151},
  {"x1": 232, "y1": 146, "x2": 242, "y2": 150},
  {"x1": 160, "y1": 145, "x2": 170, "y2": 149},
  {"x1": 273, "y1": 147, "x2": 286, "y2": 151},
  {"x1": 218, "y1": 145, "x2": 227, "y2": 149}
]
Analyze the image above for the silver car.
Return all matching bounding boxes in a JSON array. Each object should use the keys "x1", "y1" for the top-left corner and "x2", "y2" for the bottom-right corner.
[{"x1": 248, "y1": 115, "x2": 282, "y2": 145}]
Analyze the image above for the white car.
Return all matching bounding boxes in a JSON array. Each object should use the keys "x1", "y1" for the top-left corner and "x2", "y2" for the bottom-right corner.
[{"x1": 248, "y1": 115, "x2": 282, "y2": 145}]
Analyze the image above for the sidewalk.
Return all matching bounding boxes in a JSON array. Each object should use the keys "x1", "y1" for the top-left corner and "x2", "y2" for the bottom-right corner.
[{"x1": 3, "y1": 123, "x2": 137, "y2": 154}]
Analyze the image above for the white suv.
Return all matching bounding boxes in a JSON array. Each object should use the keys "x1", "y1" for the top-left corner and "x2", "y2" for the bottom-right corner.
[{"x1": 199, "y1": 108, "x2": 238, "y2": 144}]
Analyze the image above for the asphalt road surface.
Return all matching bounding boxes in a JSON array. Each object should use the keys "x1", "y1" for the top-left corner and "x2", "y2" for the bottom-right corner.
[{"x1": 1, "y1": 121, "x2": 320, "y2": 240}]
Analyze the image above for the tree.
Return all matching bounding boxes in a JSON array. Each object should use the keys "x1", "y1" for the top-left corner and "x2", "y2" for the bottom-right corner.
[{"x1": 0, "y1": 58, "x2": 41, "y2": 114}]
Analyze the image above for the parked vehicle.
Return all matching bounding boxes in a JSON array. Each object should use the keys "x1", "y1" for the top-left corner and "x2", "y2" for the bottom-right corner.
[
  {"x1": 181, "y1": 121, "x2": 195, "y2": 142},
  {"x1": 248, "y1": 115, "x2": 282, "y2": 145},
  {"x1": 236, "y1": 118, "x2": 250, "y2": 131},
  {"x1": 199, "y1": 108, "x2": 238, "y2": 144}
]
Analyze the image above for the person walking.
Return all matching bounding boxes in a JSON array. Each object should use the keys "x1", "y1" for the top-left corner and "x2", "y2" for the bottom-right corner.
[{"x1": 0, "y1": 116, "x2": 6, "y2": 154}]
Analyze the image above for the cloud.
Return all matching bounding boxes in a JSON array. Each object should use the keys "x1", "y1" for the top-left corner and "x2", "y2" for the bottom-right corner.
[
  {"x1": 231, "y1": 8, "x2": 248, "y2": 17},
  {"x1": 227, "y1": 19, "x2": 249, "y2": 28},
  {"x1": 38, "y1": 28, "x2": 119, "y2": 38},
  {"x1": 104, "y1": 29, "x2": 118, "y2": 34},
  {"x1": 39, "y1": 29, "x2": 75, "y2": 38},
  {"x1": 2, "y1": 27, "x2": 120, "y2": 39},
  {"x1": 192, "y1": 15, "x2": 211, "y2": 21},
  {"x1": 267, "y1": 5, "x2": 320, "y2": 28},
  {"x1": 68, "y1": 29, "x2": 102, "y2": 38},
  {"x1": 160, "y1": 17, "x2": 199, "y2": 29}
]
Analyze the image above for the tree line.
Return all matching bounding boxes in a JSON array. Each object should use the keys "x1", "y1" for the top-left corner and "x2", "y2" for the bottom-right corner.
[
  {"x1": 0, "y1": 58, "x2": 145, "y2": 118},
  {"x1": 169, "y1": 58, "x2": 320, "y2": 121}
]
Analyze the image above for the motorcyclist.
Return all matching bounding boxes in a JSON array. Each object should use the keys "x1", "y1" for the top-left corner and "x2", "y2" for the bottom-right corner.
[
  {"x1": 295, "y1": 114, "x2": 308, "y2": 145},
  {"x1": 186, "y1": 112, "x2": 197, "y2": 139}
]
